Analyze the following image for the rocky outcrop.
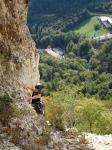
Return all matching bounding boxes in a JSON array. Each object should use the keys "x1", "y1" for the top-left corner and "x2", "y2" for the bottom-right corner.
[
  {"x1": 84, "y1": 133, "x2": 112, "y2": 150},
  {"x1": 46, "y1": 130, "x2": 90, "y2": 150},
  {"x1": 0, "y1": 0, "x2": 39, "y2": 98},
  {"x1": 0, "y1": 1, "x2": 43, "y2": 149}
]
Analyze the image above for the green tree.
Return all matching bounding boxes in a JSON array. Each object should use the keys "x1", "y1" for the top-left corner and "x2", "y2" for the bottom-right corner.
[
  {"x1": 77, "y1": 40, "x2": 92, "y2": 60},
  {"x1": 75, "y1": 99, "x2": 112, "y2": 134},
  {"x1": 97, "y1": 40, "x2": 112, "y2": 73},
  {"x1": 94, "y1": 24, "x2": 101, "y2": 31},
  {"x1": 66, "y1": 40, "x2": 78, "y2": 54}
]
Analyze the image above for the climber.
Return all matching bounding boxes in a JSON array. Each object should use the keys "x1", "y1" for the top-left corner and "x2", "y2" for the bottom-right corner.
[{"x1": 25, "y1": 83, "x2": 44, "y2": 114}]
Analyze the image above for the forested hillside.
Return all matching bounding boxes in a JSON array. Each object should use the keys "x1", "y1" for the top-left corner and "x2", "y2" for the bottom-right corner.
[
  {"x1": 28, "y1": 0, "x2": 112, "y2": 134},
  {"x1": 28, "y1": 0, "x2": 112, "y2": 48},
  {"x1": 28, "y1": 0, "x2": 112, "y2": 22}
]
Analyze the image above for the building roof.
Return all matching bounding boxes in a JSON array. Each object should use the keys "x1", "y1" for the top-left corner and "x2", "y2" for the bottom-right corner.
[
  {"x1": 108, "y1": 18, "x2": 112, "y2": 25},
  {"x1": 45, "y1": 48, "x2": 61, "y2": 58},
  {"x1": 99, "y1": 16, "x2": 112, "y2": 25},
  {"x1": 53, "y1": 48, "x2": 64, "y2": 55},
  {"x1": 93, "y1": 34, "x2": 112, "y2": 41},
  {"x1": 103, "y1": 21, "x2": 111, "y2": 28}
]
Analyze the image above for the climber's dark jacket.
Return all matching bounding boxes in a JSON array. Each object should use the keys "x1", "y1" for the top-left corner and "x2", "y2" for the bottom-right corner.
[{"x1": 31, "y1": 90, "x2": 44, "y2": 114}]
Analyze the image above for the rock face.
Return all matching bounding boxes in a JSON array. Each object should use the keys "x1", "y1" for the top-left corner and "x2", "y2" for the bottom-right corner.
[
  {"x1": 0, "y1": 1, "x2": 44, "y2": 149},
  {"x1": 0, "y1": 0, "x2": 39, "y2": 97},
  {"x1": 84, "y1": 133, "x2": 112, "y2": 150}
]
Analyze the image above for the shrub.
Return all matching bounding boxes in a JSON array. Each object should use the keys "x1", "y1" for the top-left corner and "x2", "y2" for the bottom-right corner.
[
  {"x1": 94, "y1": 24, "x2": 101, "y2": 31},
  {"x1": 75, "y1": 99, "x2": 112, "y2": 134},
  {"x1": 0, "y1": 95, "x2": 20, "y2": 126},
  {"x1": 44, "y1": 96, "x2": 64, "y2": 130},
  {"x1": 45, "y1": 93, "x2": 112, "y2": 134},
  {"x1": 44, "y1": 86, "x2": 81, "y2": 130}
]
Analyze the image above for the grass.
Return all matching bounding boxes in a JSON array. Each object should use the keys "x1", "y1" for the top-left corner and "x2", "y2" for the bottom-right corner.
[{"x1": 74, "y1": 16, "x2": 109, "y2": 38}]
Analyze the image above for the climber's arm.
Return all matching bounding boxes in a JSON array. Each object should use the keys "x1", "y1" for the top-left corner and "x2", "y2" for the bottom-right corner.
[
  {"x1": 29, "y1": 94, "x2": 41, "y2": 100},
  {"x1": 27, "y1": 94, "x2": 41, "y2": 104},
  {"x1": 25, "y1": 86, "x2": 35, "y2": 92}
]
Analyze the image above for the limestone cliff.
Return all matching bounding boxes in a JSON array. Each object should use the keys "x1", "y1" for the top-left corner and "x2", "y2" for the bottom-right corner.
[
  {"x1": 0, "y1": 0, "x2": 39, "y2": 97},
  {"x1": 0, "y1": 1, "x2": 44, "y2": 149}
]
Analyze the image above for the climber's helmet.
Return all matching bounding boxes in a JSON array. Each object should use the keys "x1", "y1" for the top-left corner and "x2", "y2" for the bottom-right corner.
[{"x1": 35, "y1": 83, "x2": 44, "y2": 90}]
